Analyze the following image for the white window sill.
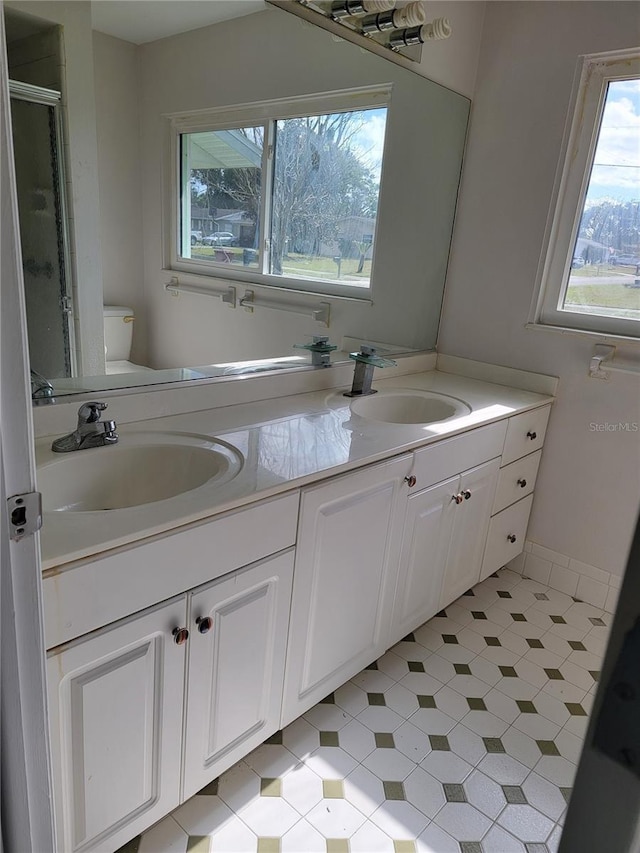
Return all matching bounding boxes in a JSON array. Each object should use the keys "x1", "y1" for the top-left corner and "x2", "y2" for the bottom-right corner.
[{"x1": 525, "y1": 322, "x2": 640, "y2": 348}]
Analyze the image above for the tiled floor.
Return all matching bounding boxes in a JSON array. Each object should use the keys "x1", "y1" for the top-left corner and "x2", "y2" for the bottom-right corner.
[{"x1": 122, "y1": 568, "x2": 611, "y2": 853}]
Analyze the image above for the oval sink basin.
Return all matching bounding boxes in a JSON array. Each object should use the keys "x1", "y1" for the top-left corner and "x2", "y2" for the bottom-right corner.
[
  {"x1": 350, "y1": 390, "x2": 471, "y2": 425},
  {"x1": 38, "y1": 432, "x2": 243, "y2": 512}
]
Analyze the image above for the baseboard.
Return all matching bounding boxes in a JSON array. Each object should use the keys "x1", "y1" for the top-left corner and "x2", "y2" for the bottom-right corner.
[{"x1": 507, "y1": 542, "x2": 621, "y2": 614}]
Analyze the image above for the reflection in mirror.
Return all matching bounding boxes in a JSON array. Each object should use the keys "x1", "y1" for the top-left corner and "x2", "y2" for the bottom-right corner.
[{"x1": 4, "y1": 0, "x2": 469, "y2": 400}]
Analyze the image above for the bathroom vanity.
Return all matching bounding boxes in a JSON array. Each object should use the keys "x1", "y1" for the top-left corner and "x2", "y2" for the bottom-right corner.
[{"x1": 37, "y1": 360, "x2": 553, "y2": 853}]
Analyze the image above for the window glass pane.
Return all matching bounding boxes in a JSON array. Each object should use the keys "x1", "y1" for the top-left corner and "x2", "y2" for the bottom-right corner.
[
  {"x1": 270, "y1": 107, "x2": 387, "y2": 288},
  {"x1": 563, "y1": 79, "x2": 640, "y2": 323},
  {"x1": 180, "y1": 127, "x2": 263, "y2": 268}
]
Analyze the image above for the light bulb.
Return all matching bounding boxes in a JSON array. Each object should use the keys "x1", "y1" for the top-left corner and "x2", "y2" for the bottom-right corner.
[
  {"x1": 388, "y1": 17, "x2": 451, "y2": 47},
  {"x1": 330, "y1": 0, "x2": 395, "y2": 19}
]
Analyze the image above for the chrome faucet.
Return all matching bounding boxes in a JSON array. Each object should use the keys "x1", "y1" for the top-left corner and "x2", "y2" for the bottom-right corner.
[
  {"x1": 30, "y1": 368, "x2": 55, "y2": 403},
  {"x1": 344, "y1": 345, "x2": 397, "y2": 397},
  {"x1": 293, "y1": 335, "x2": 337, "y2": 367},
  {"x1": 51, "y1": 402, "x2": 119, "y2": 452}
]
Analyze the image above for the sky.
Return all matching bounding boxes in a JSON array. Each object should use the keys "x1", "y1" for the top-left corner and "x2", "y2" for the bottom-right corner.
[
  {"x1": 586, "y1": 78, "x2": 640, "y2": 205},
  {"x1": 351, "y1": 107, "x2": 387, "y2": 182}
]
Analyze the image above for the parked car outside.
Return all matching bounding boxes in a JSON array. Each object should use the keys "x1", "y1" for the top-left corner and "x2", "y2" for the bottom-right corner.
[
  {"x1": 571, "y1": 256, "x2": 585, "y2": 269},
  {"x1": 203, "y1": 231, "x2": 236, "y2": 246},
  {"x1": 612, "y1": 253, "x2": 640, "y2": 266},
  {"x1": 190, "y1": 230, "x2": 202, "y2": 245}
]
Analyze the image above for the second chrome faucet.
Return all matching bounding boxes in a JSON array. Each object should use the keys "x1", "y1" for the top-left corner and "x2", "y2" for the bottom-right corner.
[
  {"x1": 344, "y1": 345, "x2": 397, "y2": 397},
  {"x1": 51, "y1": 402, "x2": 119, "y2": 452}
]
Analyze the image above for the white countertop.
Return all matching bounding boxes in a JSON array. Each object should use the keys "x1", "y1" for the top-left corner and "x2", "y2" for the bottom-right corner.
[{"x1": 37, "y1": 368, "x2": 554, "y2": 570}]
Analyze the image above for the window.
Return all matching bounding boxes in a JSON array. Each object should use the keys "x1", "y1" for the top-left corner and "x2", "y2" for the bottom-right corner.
[
  {"x1": 535, "y1": 50, "x2": 640, "y2": 339},
  {"x1": 172, "y1": 89, "x2": 389, "y2": 298}
]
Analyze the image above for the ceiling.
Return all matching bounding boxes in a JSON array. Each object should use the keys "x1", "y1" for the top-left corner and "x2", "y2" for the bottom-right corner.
[{"x1": 90, "y1": 0, "x2": 266, "y2": 45}]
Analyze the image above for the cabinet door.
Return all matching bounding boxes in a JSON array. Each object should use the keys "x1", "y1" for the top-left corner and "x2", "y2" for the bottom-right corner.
[
  {"x1": 389, "y1": 476, "x2": 459, "y2": 647},
  {"x1": 183, "y1": 550, "x2": 294, "y2": 800},
  {"x1": 440, "y1": 459, "x2": 500, "y2": 607},
  {"x1": 282, "y1": 455, "x2": 412, "y2": 726},
  {"x1": 47, "y1": 598, "x2": 187, "y2": 853}
]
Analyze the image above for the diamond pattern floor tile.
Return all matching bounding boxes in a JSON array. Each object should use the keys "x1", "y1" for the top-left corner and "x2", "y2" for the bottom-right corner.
[
  {"x1": 206, "y1": 814, "x2": 257, "y2": 852},
  {"x1": 138, "y1": 816, "x2": 189, "y2": 853},
  {"x1": 498, "y1": 804, "x2": 555, "y2": 842},
  {"x1": 123, "y1": 572, "x2": 608, "y2": 853},
  {"x1": 280, "y1": 819, "x2": 325, "y2": 853},
  {"x1": 369, "y1": 799, "x2": 429, "y2": 840},
  {"x1": 433, "y1": 802, "x2": 493, "y2": 841},
  {"x1": 464, "y1": 769, "x2": 508, "y2": 819}
]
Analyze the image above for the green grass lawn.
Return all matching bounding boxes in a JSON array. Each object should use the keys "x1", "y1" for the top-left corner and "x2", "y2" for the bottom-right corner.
[
  {"x1": 565, "y1": 283, "x2": 640, "y2": 310},
  {"x1": 282, "y1": 253, "x2": 371, "y2": 280},
  {"x1": 190, "y1": 247, "x2": 371, "y2": 280},
  {"x1": 571, "y1": 263, "x2": 639, "y2": 277}
]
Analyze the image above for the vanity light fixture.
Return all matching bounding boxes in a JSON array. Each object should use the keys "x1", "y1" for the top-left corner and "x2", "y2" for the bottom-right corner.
[{"x1": 293, "y1": 0, "x2": 452, "y2": 61}]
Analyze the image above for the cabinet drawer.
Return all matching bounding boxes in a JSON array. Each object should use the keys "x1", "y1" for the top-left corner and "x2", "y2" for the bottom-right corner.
[
  {"x1": 480, "y1": 495, "x2": 534, "y2": 581},
  {"x1": 501, "y1": 406, "x2": 551, "y2": 465},
  {"x1": 43, "y1": 491, "x2": 300, "y2": 649},
  {"x1": 492, "y1": 451, "x2": 541, "y2": 514},
  {"x1": 411, "y1": 422, "x2": 507, "y2": 491}
]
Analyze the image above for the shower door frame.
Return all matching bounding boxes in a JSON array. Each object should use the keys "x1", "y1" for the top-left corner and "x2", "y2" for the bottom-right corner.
[{"x1": 9, "y1": 78, "x2": 77, "y2": 378}]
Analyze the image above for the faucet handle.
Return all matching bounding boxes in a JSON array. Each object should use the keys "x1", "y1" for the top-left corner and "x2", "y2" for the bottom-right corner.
[
  {"x1": 293, "y1": 336, "x2": 337, "y2": 353},
  {"x1": 77, "y1": 401, "x2": 108, "y2": 424},
  {"x1": 294, "y1": 336, "x2": 337, "y2": 368},
  {"x1": 349, "y1": 346, "x2": 397, "y2": 369}
]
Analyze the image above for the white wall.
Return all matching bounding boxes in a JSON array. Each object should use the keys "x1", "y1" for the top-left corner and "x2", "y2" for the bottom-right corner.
[
  {"x1": 438, "y1": 1, "x2": 640, "y2": 577},
  {"x1": 413, "y1": 1, "x2": 485, "y2": 99},
  {"x1": 92, "y1": 31, "x2": 146, "y2": 364}
]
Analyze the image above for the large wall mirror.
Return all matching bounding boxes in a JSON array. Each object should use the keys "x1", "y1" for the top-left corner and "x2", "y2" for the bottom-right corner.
[{"x1": 4, "y1": 0, "x2": 469, "y2": 400}]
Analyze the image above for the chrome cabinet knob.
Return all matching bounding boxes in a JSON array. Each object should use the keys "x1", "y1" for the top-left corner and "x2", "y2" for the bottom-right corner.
[
  {"x1": 517, "y1": 478, "x2": 527, "y2": 488},
  {"x1": 452, "y1": 493, "x2": 463, "y2": 504},
  {"x1": 507, "y1": 534, "x2": 517, "y2": 543},
  {"x1": 462, "y1": 490, "x2": 471, "y2": 500},
  {"x1": 526, "y1": 431, "x2": 537, "y2": 440},
  {"x1": 172, "y1": 627, "x2": 189, "y2": 645},
  {"x1": 404, "y1": 475, "x2": 417, "y2": 488},
  {"x1": 196, "y1": 616, "x2": 213, "y2": 634}
]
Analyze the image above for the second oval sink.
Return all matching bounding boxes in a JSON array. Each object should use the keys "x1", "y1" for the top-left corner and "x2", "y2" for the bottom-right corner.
[
  {"x1": 350, "y1": 390, "x2": 471, "y2": 425},
  {"x1": 38, "y1": 432, "x2": 243, "y2": 512}
]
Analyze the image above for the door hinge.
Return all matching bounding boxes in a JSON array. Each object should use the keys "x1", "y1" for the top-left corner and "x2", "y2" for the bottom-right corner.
[{"x1": 7, "y1": 492, "x2": 42, "y2": 541}]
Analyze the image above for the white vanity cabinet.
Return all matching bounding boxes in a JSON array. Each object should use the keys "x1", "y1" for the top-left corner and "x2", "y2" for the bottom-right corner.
[
  {"x1": 480, "y1": 405, "x2": 551, "y2": 581},
  {"x1": 389, "y1": 475, "x2": 459, "y2": 645},
  {"x1": 438, "y1": 459, "x2": 502, "y2": 606},
  {"x1": 48, "y1": 550, "x2": 294, "y2": 853},
  {"x1": 45, "y1": 495, "x2": 298, "y2": 853},
  {"x1": 282, "y1": 454, "x2": 413, "y2": 726},
  {"x1": 389, "y1": 423, "x2": 506, "y2": 646},
  {"x1": 182, "y1": 550, "x2": 294, "y2": 800},
  {"x1": 46, "y1": 598, "x2": 187, "y2": 853},
  {"x1": 42, "y1": 393, "x2": 554, "y2": 853}
]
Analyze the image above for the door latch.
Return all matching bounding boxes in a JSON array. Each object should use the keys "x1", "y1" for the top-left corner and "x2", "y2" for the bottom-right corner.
[{"x1": 7, "y1": 492, "x2": 42, "y2": 541}]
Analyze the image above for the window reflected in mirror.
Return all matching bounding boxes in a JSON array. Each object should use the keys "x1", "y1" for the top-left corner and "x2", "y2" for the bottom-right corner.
[{"x1": 178, "y1": 103, "x2": 388, "y2": 292}]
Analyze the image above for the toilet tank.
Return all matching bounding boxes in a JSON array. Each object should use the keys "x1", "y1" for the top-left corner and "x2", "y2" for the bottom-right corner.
[{"x1": 103, "y1": 306, "x2": 134, "y2": 362}]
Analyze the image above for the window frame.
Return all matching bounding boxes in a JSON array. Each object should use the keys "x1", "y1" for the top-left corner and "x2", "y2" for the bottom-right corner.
[
  {"x1": 532, "y1": 49, "x2": 640, "y2": 340},
  {"x1": 165, "y1": 86, "x2": 391, "y2": 301}
]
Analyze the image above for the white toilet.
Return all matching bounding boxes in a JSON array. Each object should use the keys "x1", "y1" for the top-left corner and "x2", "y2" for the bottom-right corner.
[{"x1": 103, "y1": 306, "x2": 152, "y2": 374}]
